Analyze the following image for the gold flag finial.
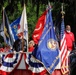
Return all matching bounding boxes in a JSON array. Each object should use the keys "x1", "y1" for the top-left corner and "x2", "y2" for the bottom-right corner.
[
  {"x1": 61, "y1": 3, "x2": 65, "y2": 18},
  {"x1": 3, "y1": 7, "x2": 5, "y2": 10}
]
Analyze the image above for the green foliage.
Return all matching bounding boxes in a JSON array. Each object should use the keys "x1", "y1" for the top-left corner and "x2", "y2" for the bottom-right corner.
[
  {"x1": 0, "y1": 1, "x2": 52, "y2": 39},
  {"x1": 27, "y1": 3, "x2": 47, "y2": 39},
  {"x1": 0, "y1": 0, "x2": 76, "y2": 42}
]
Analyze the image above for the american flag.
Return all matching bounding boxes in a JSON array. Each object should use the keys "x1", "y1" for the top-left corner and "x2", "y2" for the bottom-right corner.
[{"x1": 60, "y1": 18, "x2": 69, "y2": 74}]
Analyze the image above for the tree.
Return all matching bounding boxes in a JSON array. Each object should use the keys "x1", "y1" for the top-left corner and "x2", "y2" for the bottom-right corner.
[{"x1": 0, "y1": 0, "x2": 76, "y2": 41}]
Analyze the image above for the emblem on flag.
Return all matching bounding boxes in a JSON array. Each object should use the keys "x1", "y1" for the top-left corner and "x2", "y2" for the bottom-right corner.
[{"x1": 47, "y1": 39, "x2": 58, "y2": 50}]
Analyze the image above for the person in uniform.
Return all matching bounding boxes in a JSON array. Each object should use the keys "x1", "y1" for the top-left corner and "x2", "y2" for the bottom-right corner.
[{"x1": 13, "y1": 32, "x2": 27, "y2": 52}]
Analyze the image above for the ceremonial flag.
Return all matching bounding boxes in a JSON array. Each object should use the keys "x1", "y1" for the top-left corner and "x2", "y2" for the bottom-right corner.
[
  {"x1": 18, "y1": 4, "x2": 28, "y2": 41},
  {"x1": 2, "y1": 8, "x2": 14, "y2": 46},
  {"x1": 10, "y1": 4, "x2": 28, "y2": 51},
  {"x1": 29, "y1": 7, "x2": 60, "y2": 74},
  {"x1": 60, "y1": 18, "x2": 69, "y2": 74},
  {"x1": 32, "y1": 10, "x2": 47, "y2": 44},
  {"x1": 10, "y1": 17, "x2": 21, "y2": 41}
]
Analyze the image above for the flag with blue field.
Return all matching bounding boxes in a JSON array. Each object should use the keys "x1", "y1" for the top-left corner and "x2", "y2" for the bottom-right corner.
[
  {"x1": 32, "y1": 7, "x2": 60, "y2": 74},
  {"x1": 10, "y1": 17, "x2": 21, "y2": 41}
]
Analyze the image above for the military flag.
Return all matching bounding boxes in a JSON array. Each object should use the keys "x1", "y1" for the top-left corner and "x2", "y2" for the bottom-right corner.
[
  {"x1": 32, "y1": 10, "x2": 47, "y2": 44},
  {"x1": 10, "y1": 17, "x2": 21, "y2": 41},
  {"x1": 2, "y1": 8, "x2": 14, "y2": 46},
  {"x1": 29, "y1": 7, "x2": 60, "y2": 74}
]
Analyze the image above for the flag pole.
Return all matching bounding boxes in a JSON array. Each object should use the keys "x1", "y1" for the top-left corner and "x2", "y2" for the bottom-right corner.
[
  {"x1": 3, "y1": 7, "x2": 5, "y2": 28},
  {"x1": 2, "y1": 7, "x2": 6, "y2": 43},
  {"x1": 22, "y1": 4, "x2": 25, "y2": 52}
]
